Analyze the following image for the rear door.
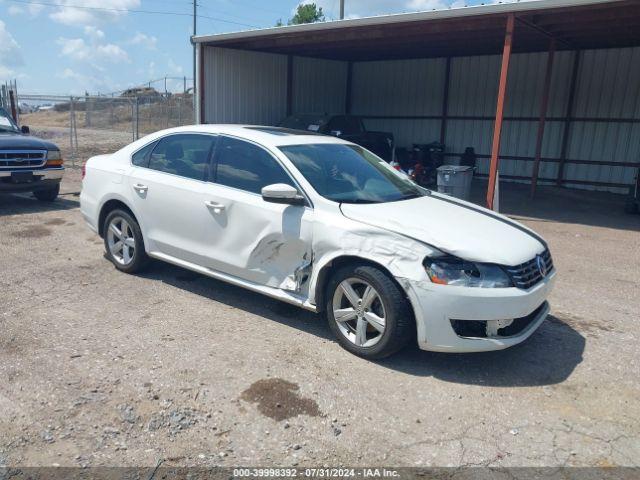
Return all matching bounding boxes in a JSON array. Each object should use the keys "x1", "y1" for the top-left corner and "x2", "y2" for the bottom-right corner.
[
  {"x1": 198, "y1": 135, "x2": 314, "y2": 292},
  {"x1": 127, "y1": 133, "x2": 216, "y2": 264}
]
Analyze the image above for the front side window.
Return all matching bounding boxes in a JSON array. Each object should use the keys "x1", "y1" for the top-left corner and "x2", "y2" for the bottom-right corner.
[
  {"x1": 214, "y1": 136, "x2": 295, "y2": 194},
  {"x1": 279, "y1": 143, "x2": 423, "y2": 204},
  {"x1": 148, "y1": 134, "x2": 215, "y2": 180}
]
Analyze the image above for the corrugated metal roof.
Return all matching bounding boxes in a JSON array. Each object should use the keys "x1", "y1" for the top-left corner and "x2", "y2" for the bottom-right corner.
[
  {"x1": 192, "y1": 0, "x2": 619, "y2": 45},
  {"x1": 193, "y1": 0, "x2": 640, "y2": 61}
]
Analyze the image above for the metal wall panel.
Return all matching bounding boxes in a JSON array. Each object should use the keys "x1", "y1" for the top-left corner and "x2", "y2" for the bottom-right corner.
[
  {"x1": 203, "y1": 47, "x2": 287, "y2": 125},
  {"x1": 348, "y1": 48, "x2": 639, "y2": 192},
  {"x1": 202, "y1": 45, "x2": 639, "y2": 193},
  {"x1": 561, "y1": 48, "x2": 640, "y2": 193},
  {"x1": 352, "y1": 58, "x2": 447, "y2": 116},
  {"x1": 292, "y1": 56, "x2": 347, "y2": 114}
]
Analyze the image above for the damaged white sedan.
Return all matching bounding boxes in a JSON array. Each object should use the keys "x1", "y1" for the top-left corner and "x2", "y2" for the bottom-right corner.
[{"x1": 80, "y1": 125, "x2": 555, "y2": 359}]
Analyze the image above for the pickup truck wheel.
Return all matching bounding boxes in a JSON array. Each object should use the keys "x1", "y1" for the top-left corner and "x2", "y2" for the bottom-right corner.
[
  {"x1": 103, "y1": 209, "x2": 148, "y2": 273},
  {"x1": 33, "y1": 185, "x2": 59, "y2": 202},
  {"x1": 325, "y1": 265, "x2": 414, "y2": 359}
]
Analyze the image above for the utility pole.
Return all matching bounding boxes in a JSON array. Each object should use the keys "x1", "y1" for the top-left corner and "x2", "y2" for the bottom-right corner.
[
  {"x1": 340, "y1": 0, "x2": 344, "y2": 19},
  {"x1": 192, "y1": 0, "x2": 197, "y2": 121}
]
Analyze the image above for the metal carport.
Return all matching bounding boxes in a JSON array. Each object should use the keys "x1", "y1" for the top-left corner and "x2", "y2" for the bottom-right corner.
[{"x1": 192, "y1": 0, "x2": 640, "y2": 208}]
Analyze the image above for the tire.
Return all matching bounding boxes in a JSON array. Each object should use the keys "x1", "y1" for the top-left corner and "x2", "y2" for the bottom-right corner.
[
  {"x1": 103, "y1": 209, "x2": 148, "y2": 274},
  {"x1": 325, "y1": 265, "x2": 414, "y2": 359},
  {"x1": 33, "y1": 184, "x2": 60, "y2": 202}
]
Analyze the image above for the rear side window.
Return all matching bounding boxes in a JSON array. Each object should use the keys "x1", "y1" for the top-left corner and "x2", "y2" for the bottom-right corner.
[
  {"x1": 148, "y1": 134, "x2": 215, "y2": 181},
  {"x1": 214, "y1": 136, "x2": 294, "y2": 194},
  {"x1": 131, "y1": 141, "x2": 156, "y2": 167}
]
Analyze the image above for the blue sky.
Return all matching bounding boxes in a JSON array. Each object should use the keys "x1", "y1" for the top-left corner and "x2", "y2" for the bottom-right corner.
[{"x1": 0, "y1": 0, "x2": 492, "y2": 95}]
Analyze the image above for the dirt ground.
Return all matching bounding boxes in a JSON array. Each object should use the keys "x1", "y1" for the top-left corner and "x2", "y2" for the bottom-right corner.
[{"x1": 0, "y1": 163, "x2": 639, "y2": 469}]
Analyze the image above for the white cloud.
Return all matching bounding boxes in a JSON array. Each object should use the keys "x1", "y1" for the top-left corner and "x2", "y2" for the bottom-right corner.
[
  {"x1": 57, "y1": 37, "x2": 90, "y2": 61},
  {"x1": 7, "y1": 3, "x2": 44, "y2": 16},
  {"x1": 84, "y1": 26, "x2": 105, "y2": 41},
  {"x1": 49, "y1": 0, "x2": 141, "y2": 26},
  {"x1": 56, "y1": 68, "x2": 115, "y2": 94},
  {"x1": 129, "y1": 32, "x2": 157, "y2": 50},
  {"x1": 58, "y1": 67, "x2": 85, "y2": 82},
  {"x1": 96, "y1": 44, "x2": 130, "y2": 63},
  {"x1": 0, "y1": 20, "x2": 23, "y2": 79},
  {"x1": 57, "y1": 37, "x2": 130, "y2": 63}
]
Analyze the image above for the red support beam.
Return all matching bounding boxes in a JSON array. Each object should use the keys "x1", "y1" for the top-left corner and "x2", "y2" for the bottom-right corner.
[
  {"x1": 486, "y1": 13, "x2": 515, "y2": 210},
  {"x1": 530, "y1": 39, "x2": 556, "y2": 197}
]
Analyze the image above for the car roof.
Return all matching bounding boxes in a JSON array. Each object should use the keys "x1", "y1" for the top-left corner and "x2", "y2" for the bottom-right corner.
[{"x1": 147, "y1": 124, "x2": 353, "y2": 148}]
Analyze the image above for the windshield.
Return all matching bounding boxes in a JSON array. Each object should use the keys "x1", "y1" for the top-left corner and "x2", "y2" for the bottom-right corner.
[
  {"x1": 0, "y1": 108, "x2": 19, "y2": 133},
  {"x1": 279, "y1": 143, "x2": 424, "y2": 204}
]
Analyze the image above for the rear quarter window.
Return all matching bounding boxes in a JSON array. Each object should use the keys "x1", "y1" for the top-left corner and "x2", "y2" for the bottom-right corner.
[{"x1": 131, "y1": 141, "x2": 157, "y2": 167}]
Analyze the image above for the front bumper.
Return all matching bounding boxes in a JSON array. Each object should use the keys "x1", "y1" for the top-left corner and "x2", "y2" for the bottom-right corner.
[
  {"x1": 0, "y1": 168, "x2": 64, "y2": 193},
  {"x1": 403, "y1": 271, "x2": 556, "y2": 353}
]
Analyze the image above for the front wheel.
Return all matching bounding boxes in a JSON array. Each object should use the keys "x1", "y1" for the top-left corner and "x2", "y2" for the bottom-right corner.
[
  {"x1": 325, "y1": 265, "x2": 414, "y2": 359},
  {"x1": 103, "y1": 209, "x2": 148, "y2": 274},
  {"x1": 33, "y1": 184, "x2": 60, "y2": 202}
]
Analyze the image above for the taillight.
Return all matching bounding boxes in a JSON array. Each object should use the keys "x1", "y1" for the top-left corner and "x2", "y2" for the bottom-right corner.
[{"x1": 82, "y1": 164, "x2": 86, "y2": 180}]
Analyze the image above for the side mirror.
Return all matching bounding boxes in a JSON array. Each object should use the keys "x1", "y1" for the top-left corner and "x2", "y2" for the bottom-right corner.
[
  {"x1": 21, "y1": 125, "x2": 30, "y2": 134},
  {"x1": 330, "y1": 130, "x2": 342, "y2": 137},
  {"x1": 261, "y1": 183, "x2": 306, "y2": 206}
]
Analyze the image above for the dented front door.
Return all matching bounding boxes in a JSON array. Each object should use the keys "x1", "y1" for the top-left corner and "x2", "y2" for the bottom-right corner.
[
  {"x1": 199, "y1": 182, "x2": 313, "y2": 293},
  {"x1": 198, "y1": 135, "x2": 313, "y2": 293}
]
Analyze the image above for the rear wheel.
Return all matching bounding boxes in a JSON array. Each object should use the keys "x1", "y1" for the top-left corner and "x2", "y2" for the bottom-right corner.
[
  {"x1": 103, "y1": 209, "x2": 148, "y2": 273},
  {"x1": 325, "y1": 265, "x2": 414, "y2": 359},
  {"x1": 33, "y1": 184, "x2": 59, "y2": 202}
]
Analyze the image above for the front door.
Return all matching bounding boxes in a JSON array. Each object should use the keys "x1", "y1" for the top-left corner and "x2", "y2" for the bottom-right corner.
[{"x1": 199, "y1": 135, "x2": 314, "y2": 293}]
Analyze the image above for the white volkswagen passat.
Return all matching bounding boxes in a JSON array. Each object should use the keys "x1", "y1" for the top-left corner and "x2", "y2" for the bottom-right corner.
[{"x1": 80, "y1": 125, "x2": 556, "y2": 359}]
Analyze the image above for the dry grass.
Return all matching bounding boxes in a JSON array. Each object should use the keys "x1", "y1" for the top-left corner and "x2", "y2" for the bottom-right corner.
[{"x1": 23, "y1": 99, "x2": 195, "y2": 136}]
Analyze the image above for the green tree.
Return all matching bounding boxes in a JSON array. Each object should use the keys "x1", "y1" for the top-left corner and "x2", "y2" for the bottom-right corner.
[{"x1": 288, "y1": 3, "x2": 325, "y2": 25}]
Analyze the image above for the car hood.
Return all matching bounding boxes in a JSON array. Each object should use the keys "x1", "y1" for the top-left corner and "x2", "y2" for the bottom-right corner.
[
  {"x1": 340, "y1": 193, "x2": 546, "y2": 266},
  {"x1": 0, "y1": 132, "x2": 59, "y2": 150}
]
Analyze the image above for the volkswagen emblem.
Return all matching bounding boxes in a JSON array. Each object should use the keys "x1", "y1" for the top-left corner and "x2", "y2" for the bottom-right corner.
[{"x1": 536, "y1": 255, "x2": 547, "y2": 278}]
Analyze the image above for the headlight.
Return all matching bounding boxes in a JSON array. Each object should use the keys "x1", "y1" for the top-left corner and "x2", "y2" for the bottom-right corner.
[
  {"x1": 45, "y1": 150, "x2": 64, "y2": 167},
  {"x1": 424, "y1": 255, "x2": 512, "y2": 288}
]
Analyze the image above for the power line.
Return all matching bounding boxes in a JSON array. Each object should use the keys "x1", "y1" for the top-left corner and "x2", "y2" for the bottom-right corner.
[{"x1": 7, "y1": 0, "x2": 259, "y2": 28}]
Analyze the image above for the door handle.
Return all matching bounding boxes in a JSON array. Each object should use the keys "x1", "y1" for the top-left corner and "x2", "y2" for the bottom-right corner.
[
  {"x1": 204, "y1": 200, "x2": 225, "y2": 214},
  {"x1": 133, "y1": 183, "x2": 148, "y2": 192}
]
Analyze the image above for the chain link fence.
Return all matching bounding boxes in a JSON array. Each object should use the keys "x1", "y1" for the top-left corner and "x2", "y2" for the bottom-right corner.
[{"x1": 17, "y1": 93, "x2": 195, "y2": 168}]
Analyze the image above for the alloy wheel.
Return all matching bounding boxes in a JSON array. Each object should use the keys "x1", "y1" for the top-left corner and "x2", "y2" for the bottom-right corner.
[
  {"x1": 332, "y1": 277, "x2": 386, "y2": 347},
  {"x1": 107, "y1": 216, "x2": 136, "y2": 266}
]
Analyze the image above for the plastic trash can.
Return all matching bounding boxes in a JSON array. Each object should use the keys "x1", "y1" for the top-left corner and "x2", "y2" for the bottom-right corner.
[{"x1": 437, "y1": 165, "x2": 473, "y2": 200}]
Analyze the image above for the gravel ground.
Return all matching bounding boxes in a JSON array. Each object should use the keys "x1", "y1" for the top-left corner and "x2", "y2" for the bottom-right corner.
[{"x1": 0, "y1": 168, "x2": 639, "y2": 468}]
